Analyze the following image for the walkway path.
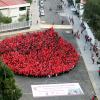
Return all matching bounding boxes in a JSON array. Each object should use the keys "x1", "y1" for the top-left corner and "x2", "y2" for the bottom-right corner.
[
  {"x1": 0, "y1": 0, "x2": 98, "y2": 100},
  {"x1": 62, "y1": 0, "x2": 100, "y2": 99},
  {"x1": 30, "y1": 0, "x2": 40, "y2": 26}
]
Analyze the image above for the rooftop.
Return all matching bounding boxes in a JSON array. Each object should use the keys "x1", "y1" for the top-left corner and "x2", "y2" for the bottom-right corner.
[{"x1": 0, "y1": 0, "x2": 27, "y2": 7}]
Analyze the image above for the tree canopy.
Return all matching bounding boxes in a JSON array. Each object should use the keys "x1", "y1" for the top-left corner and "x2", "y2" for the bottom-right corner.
[
  {"x1": 75, "y1": 0, "x2": 80, "y2": 3},
  {"x1": 0, "y1": 60, "x2": 22, "y2": 100},
  {"x1": 0, "y1": 12, "x2": 12, "y2": 24},
  {"x1": 84, "y1": 0, "x2": 100, "y2": 40}
]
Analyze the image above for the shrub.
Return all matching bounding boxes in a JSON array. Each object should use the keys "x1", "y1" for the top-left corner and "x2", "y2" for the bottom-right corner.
[{"x1": 0, "y1": 61, "x2": 22, "y2": 100}]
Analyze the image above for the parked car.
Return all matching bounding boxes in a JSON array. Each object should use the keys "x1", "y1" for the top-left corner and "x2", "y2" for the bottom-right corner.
[
  {"x1": 40, "y1": 10, "x2": 45, "y2": 16},
  {"x1": 39, "y1": 0, "x2": 44, "y2": 7},
  {"x1": 39, "y1": 7, "x2": 44, "y2": 12},
  {"x1": 39, "y1": 8, "x2": 45, "y2": 16}
]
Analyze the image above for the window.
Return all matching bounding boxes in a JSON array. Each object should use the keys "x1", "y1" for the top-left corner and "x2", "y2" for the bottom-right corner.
[{"x1": 19, "y1": 7, "x2": 26, "y2": 11}]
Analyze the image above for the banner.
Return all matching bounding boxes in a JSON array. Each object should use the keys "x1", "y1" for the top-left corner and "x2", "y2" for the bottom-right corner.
[{"x1": 31, "y1": 83, "x2": 84, "y2": 98}]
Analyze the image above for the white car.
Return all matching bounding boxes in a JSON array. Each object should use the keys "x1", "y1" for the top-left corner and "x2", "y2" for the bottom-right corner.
[
  {"x1": 40, "y1": 0, "x2": 44, "y2": 7},
  {"x1": 40, "y1": 10, "x2": 45, "y2": 16}
]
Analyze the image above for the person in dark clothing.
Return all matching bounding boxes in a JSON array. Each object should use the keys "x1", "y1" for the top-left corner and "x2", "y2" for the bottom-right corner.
[{"x1": 81, "y1": 22, "x2": 86, "y2": 33}]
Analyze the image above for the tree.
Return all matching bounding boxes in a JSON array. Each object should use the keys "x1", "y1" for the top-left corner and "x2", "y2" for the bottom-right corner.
[
  {"x1": 84, "y1": 0, "x2": 100, "y2": 40},
  {"x1": 2, "y1": 16, "x2": 12, "y2": 24},
  {"x1": 0, "y1": 60, "x2": 22, "y2": 100},
  {"x1": 75, "y1": 0, "x2": 80, "y2": 3},
  {"x1": 26, "y1": 0, "x2": 32, "y2": 4},
  {"x1": 0, "y1": 12, "x2": 12, "y2": 24}
]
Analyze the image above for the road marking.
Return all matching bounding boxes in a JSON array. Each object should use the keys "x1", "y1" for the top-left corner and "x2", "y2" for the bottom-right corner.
[
  {"x1": 40, "y1": 20, "x2": 46, "y2": 24},
  {"x1": 39, "y1": 24, "x2": 73, "y2": 30},
  {"x1": 0, "y1": 24, "x2": 72, "y2": 37},
  {"x1": 59, "y1": 12, "x2": 66, "y2": 17}
]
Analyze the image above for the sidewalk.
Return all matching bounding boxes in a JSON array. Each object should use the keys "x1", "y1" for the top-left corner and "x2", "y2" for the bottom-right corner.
[
  {"x1": 30, "y1": 0, "x2": 40, "y2": 26},
  {"x1": 63, "y1": 0, "x2": 100, "y2": 99}
]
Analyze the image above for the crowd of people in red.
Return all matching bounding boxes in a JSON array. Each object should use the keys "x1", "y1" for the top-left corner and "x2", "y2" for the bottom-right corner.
[{"x1": 0, "y1": 28, "x2": 79, "y2": 77}]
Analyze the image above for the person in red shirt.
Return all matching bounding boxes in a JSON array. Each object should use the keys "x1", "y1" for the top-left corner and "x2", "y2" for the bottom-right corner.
[{"x1": 91, "y1": 95, "x2": 97, "y2": 100}]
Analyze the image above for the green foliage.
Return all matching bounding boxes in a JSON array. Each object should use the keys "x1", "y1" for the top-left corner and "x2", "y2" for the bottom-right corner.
[
  {"x1": 95, "y1": 31, "x2": 100, "y2": 41},
  {"x1": 2, "y1": 17, "x2": 12, "y2": 24},
  {"x1": 26, "y1": 13, "x2": 29, "y2": 21},
  {"x1": 84, "y1": 0, "x2": 100, "y2": 40},
  {"x1": 0, "y1": 61, "x2": 22, "y2": 100},
  {"x1": 75, "y1": 0, "x2": 80, "y2": 3},
  {"x1": 0, "y1": 61, "x2": 14, "y2": 79},
  {"x1": 26, "y1": 0, "x2": 32, "y2": 4},
  {"x1": 0, "y1": 12, "x2": 12, "y2": 24}
]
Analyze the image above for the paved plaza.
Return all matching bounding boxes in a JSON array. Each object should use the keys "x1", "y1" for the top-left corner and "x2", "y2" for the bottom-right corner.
[
  {"x1": 1, "y1": 0, "x2": 100, "y2": 100},
  {"x1": 15, "y1": 0, "x2": 96, "y2": 97},
  {"x1": 15, "y1": 33, "x2": 94, "y2": 100}
]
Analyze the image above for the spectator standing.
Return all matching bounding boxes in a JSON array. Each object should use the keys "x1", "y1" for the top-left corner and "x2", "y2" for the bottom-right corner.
[
  {"x1": 37, "y1": 20, "x2": 38, "y2": 24},
  {"x1": 71, "y1": 17, "x2": 74, "y2": 25},
  {"x1": 69, "y1": 17, "x2": 74, "y2": 25},
  {"x1": 91, "y1": 53, "x2": 95, "y2": 64},
  {"x1": 76, "y1": 30, "x2": 80, "y2": 39},
  {"x1": 81, "y1": 22, "x2": 86, "y2": 34},
  {"x1": 61, "y1": 20, "x2": 64, "y2": 24},
  {"x1": 91, "y1": 95, "x2": 97, "y2": 100}
]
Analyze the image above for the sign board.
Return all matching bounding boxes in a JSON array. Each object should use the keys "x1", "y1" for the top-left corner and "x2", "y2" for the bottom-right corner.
[{"x1": 31, "y1": 83, "x2": 84, "y2": 98}]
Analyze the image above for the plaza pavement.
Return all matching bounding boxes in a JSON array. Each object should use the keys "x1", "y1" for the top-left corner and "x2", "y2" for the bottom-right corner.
[
  {"x1": 0, "y1": 0, "x2": 100, "y2": 100},
  {"x1": 62, "y1": 0, "x2": 100, "y2": 99}
]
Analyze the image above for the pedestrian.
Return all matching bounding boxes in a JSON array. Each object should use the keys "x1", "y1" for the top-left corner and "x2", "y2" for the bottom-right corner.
[
  {"x1": 55, "y1": 74, "x2": 58, "y2": 77},
  {"x1": 48, "y1": 75, "x2": 51, "y2": 78},
  {"x1": 61, "y1": 20, "x2": 64, "y2": 24},
  {"x1": 61, "y1": 5, "x2": 62, "y2": 10},
  {"x1": 70, "y1": 17, "x2": 74, "y2": 25},
  {"x1": 81, "y1": 23, "x2": 86, "y2": 34},
  {"x1": 96, "y1": 50, "x2": 99, "y2": 57},
  {"x1": 69, "y1": 16, "x2": 71, "y2": 23},
  {"x1": 85, "y1": 35, "x2": 89, "y2": 43},
  {"x1": 88, "y1": 37, "x2": 92, "y2": 43},
  {"x1": 91, "y1": 95, "x2": 97, "y2": 100},
  {"x1": 90, "y1": 42, "x2": 93, "y2": 51},
  {"x1": 71, "y1": 29, "x2": 74, "y2": 35},
  {"x1": 76, "y1": 30, "x2": 80, "y2": 39},
  {"x1": 91, "y1": 53, "x2": 95, "y2": 64},
  {"x1": 93, "y1": 44, "x2": 98, "y2": 55},
  {"x1": 37, "y1": 20, "x2": 38, "y2": 24},
  {"x1": 80, "y1": 21, "x2": 84, "y2": 27},
  {"x1": 71, "y1": 17, "x2": 74, "y2": 25},
  {"x1": 49, "y1": 8, "x2": 52, "y2": 11}
]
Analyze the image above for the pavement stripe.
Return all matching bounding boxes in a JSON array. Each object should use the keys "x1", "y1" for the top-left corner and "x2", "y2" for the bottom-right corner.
[
  {"x1": 0, "y1": 24, "x2": 72, "y2": 37},
  {"x1": 39, "y1": 24, "x2": 73, "y2": 29}
]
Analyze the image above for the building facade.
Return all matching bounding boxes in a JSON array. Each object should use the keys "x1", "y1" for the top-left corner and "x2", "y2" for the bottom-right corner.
[{"x1": 0, "y1": 0, "x2": 30, "y2": 23}]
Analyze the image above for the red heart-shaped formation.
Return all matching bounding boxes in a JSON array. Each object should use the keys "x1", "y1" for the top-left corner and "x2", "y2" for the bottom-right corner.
[{"x1": 0, "y1": 28, "x2": 79, "y2": 77}]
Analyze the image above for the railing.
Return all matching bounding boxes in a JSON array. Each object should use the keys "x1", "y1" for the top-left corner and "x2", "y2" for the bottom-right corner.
[{"x1": 0, "y1": 21, "x2": 32, "y2": 32}]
